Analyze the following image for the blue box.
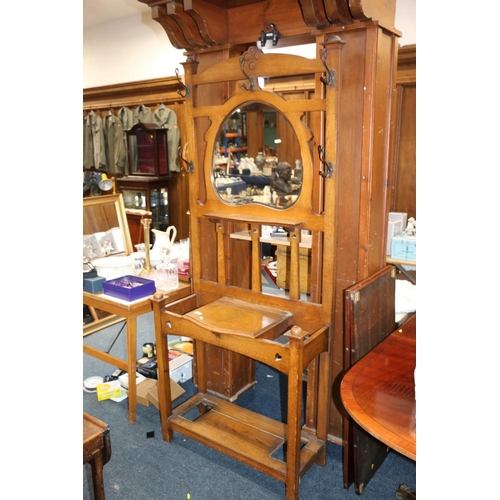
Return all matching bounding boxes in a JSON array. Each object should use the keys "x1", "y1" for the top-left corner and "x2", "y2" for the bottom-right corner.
[
  {"x1": 103, "y1": 275, "x2": 156, "y2": 301},
  {"x1": 391, "y1": 235, "x2": 416, "y2": 261},
  {"x1": 83, "y1": 276, "x2": 106, "y2": 294}
]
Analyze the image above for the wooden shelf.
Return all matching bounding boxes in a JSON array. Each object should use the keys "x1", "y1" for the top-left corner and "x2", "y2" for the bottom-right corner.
[
  {"x1": 204, "y1": 211, "x2": 303, "y2": 230},
  {"x1": 219, "y1": 147, "x2": 247, "y2": 153},
  {"x1": 169, "y1": 392, "x2": 325, "y2": 482}
]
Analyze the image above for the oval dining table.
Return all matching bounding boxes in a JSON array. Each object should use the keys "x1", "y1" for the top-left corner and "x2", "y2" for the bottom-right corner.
[{"x1": 340, "y1": 314, "x2": 416, "y2": 461}]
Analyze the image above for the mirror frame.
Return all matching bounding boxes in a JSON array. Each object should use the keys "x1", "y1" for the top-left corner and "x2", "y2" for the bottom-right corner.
[
  {"x1": 83, "y1": 193, "x2": 134, "y2": 255},
  {"x1": 213, "y1": 101, "x2": 303, "y2": 209},
  {"x1": 199, "y1": 89, "x2": 321, "y2": 221}
]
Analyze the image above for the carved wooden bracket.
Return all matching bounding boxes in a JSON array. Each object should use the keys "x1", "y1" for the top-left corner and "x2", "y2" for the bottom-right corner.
[{"x1": 136, "y1": 0, "x2": 396, "y2": 51}]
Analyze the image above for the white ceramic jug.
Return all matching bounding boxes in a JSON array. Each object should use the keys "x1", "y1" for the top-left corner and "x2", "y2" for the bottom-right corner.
[{"x1": 151, "y1": 226, "x2": 177, "y2": 260}]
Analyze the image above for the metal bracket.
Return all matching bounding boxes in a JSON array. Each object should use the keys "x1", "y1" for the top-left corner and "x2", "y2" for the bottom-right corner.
[
  {"x1": 318, "y1": 145, "x2": 334, "y2": 178},
  {"x1": 259, "y1": 23, "x2": 280, "y2": 47},
  {"x1": 175, "y1": 68, "x2": 190, "y2": 99}
]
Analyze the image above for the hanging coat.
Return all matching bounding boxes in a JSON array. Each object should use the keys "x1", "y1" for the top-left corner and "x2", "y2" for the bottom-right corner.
[
  {"x1": 117, "y1": 107, "x2": 134, "y2": 174},
  {"x1": 117, "y1": 106, "x2": 134, "y2": 131},
  {"x1": 133, "y1": 104, "x2": 153, "y2": 125},
  {"x1": 103, "y1": 113, "x2": 127, "y2": 174},
  {"x1": 83, "y1": 111, "x2": 106, "y2": 169},
  {"x1": 153, "y1": 106, "x2": 181, "y2": 172}
]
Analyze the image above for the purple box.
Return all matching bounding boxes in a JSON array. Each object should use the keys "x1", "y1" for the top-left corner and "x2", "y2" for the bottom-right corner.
[{"x1": 102, "y1": 275, "x2": 156, "y2": 301}]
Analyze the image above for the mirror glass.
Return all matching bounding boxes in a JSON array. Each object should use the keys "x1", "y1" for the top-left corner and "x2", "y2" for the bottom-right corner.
[
  {"x1": 212, "y1": 103, "x2": 303, "y2": 208},
  {"x1": 83, "y1": 193, "x2": 134, "y2": 262}
]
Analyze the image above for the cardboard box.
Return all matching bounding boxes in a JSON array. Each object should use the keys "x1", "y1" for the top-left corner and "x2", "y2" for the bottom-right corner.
[
  {"x1": 96, "y1": 380, "x2": 123, "y2": 401},
  {"x1": 136, "y1": 377, "x2": 157, "y2": 407},
  {"x1": 136, "y1": 377, "x2": 185, "y2": 410},
  {"x1": 148, "y1": 379, "x2": 185, "y2": 409},
  {"x1": 169, "y1": 353, "x2": 193, "y2": 383},
  {"x1": 389, "y1": 212, "x2": 408, "y2": 232},
  {"x1": 386, "y1": 219, "x2": 402, "y2": 255},
  {"x1": 83, "y1": 276, "x2": 106, "y2": 293},
  {"x1": 118, "y1": 371, "x2": 146, "y2": 390},
  {"x1": 391, "y1": 234, "x2": 416, "y2": 261}
]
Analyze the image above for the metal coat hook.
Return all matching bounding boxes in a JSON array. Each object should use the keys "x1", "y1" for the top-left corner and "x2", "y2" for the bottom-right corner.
[
  {"x1": 240, "y1": 56, "x2": 257, "y2": 91},
  {"x1": 259, "y1": 23, "x2": 280, "y2": 47},
  {"x1": 178, "y1": 146, "x2": 194, "y2": 174},
  {"x1": 320, "y1": 48, "x2": 335, "y2": 88},
  {"x1": 318, "y1": 145, "x2": 334, "y2": 178},
  {"x1": 175, "y1": 68, "x2": 190, "y2": 98}
]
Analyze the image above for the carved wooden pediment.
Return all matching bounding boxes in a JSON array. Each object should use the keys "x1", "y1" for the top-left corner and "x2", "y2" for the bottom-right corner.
[{"x1": 138, "y1": 0, "x2": 396, "y2": 50}]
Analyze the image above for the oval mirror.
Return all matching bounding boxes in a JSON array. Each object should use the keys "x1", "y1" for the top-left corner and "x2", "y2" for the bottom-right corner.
[{"x1": 212, "y1": 103, "x2": 302, "y2": 208}]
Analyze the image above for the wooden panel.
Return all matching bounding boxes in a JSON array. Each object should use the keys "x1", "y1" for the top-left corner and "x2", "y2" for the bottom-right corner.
[
  {"x1": 342, "y1": 265, "x2": 396, "y2": 493},
  {"x1": 327, "y1": 23, "x2": 399, "y2": 441}
]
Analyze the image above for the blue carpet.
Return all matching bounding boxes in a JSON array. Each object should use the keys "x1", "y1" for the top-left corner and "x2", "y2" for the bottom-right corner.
[{"x1": 83, "y1": 312, "x2": 416, "y2": 499}]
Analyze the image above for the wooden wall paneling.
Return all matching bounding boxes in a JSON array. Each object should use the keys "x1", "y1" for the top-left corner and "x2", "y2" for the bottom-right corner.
[{"x1": 83, "y1": 77, "x2": 190, "y2": 241}]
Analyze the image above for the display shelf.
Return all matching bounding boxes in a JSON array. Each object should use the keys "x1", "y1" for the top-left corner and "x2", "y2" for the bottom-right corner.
[
  {"x1": 219, "y1": 114, "x2": 247, "y2": 161},
  {"x1": 117, "y1": 177, "x2": 170, "y2": 233},
  {"x1": 126, "y1": 122, "x2": 169, "y2": 177}
]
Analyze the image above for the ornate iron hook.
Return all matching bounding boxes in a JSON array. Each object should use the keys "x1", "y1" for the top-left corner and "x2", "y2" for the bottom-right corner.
[
  {"x1": 175, "y1": 68, "x2": 190, "y2": 98},
  {"x1": 318, "y1": 145, "x2": 334, "y2": 178},
  {"x1": 320, "y1": 48, "x2": 335, "y2": 88},
  {"x1": 240, "y1": 56, "x2": 257, "y2": 91},
  {"x1": 178, "y1": 146, "x2": 194, "y2": 174}
]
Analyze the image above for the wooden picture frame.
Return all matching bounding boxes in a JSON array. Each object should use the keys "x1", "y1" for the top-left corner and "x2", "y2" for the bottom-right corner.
[{"x1": 83, "y1": 193, "x2": 133, "y2": 256}]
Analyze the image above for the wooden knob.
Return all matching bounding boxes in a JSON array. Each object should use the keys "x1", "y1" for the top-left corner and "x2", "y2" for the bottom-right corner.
[
  {"x1": 291, "y1": 325, "x2": 302, "y2": 336},
  {"x1": 153, "y1": 292, "x2": 164, "y2": 300}
]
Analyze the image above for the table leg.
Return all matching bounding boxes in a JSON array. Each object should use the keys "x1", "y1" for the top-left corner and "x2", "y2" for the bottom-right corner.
[
  {"x1": 89, "y1": 306, "x2": 99, "y2": 322},
  {"x1": 90, "y1": 453, "x2": 106, "y2": 500},
  {"x1": 126, "y1": 318, "x2": 138, "y2": 424}
]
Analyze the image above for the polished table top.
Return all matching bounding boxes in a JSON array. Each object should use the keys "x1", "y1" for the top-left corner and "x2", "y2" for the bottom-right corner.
[{"x1": 341, "y1": 314, "x2": 416, "y2": 460}]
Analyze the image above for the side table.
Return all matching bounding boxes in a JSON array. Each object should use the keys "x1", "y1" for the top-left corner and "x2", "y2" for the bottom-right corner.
[
  {"x1": 83, "y1": 282, "x2": 191, "y2": 423},
  {"x1": 83, "y1": 412, "x2": 111, "y2": 500}
]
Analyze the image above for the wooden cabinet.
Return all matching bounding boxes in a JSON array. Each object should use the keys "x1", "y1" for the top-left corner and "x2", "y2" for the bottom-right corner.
[
  {"x1": 389, "y1": 45, "x2": 416, "y2": 219},
  {"x1": 126, "y1": 123, "x2": 169, "y2": 177},
  {"x1": 117, "y1": 177, "x2": 170, "y2": 232}
]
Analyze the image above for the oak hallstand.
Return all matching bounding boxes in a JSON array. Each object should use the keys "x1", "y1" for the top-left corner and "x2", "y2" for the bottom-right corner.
[{"x1": 140, "y1": 0, "x2": 401, "y2": 498}]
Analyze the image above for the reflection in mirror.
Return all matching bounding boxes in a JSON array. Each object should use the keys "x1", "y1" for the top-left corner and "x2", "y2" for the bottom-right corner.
[
  {"x1": 213, "y1": 103, "x2": 302, "y2": 209},
  {"x1": 229, "y1": 226, "x2": 318, "y2": 303}
]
